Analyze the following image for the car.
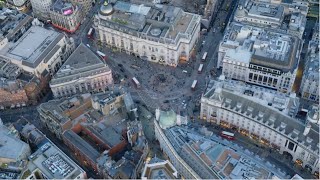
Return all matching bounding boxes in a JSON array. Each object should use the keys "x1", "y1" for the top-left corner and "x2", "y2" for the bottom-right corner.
[
  {"x1": 86, "y1": 44, "x2": 90, "y2": 47},
  {"x1": 118, "y1": 64, "x2": 123, "y2": 67},
  {"x1": 120, "y1": 68, "x2": 124, "y2": 72}
]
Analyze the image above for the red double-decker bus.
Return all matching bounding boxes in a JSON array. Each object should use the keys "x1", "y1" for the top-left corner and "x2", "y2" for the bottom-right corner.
[{"x1": 220, "y1": 131, "x2": 235, "y2": 140}]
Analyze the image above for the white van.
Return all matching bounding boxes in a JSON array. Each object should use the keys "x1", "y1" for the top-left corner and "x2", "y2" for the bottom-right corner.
[{"x1": 182, "y1": 70, "x2": 188, "y2": 73}]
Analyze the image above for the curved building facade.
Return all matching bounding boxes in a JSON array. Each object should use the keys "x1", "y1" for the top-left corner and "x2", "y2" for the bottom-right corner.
[
  {"x1": 94, "y1": 1, "x2": 200, "y2": 66},
  {"x1": 200, "y1": 78, "x2": 320, "y2": 175}
]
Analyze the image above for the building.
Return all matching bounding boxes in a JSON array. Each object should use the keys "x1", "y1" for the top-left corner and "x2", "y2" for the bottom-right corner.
[
  {"x1": 167, "y1": 126, "x2": 291, "y2": 179},
  {"x1": 97, "y1": 120, "x2": 148, "y2": 178},
  {"x1": 219, "y1": 22, "x2": 302, "y2": 93},
  {"x1": 155, "y1": 108, "x2": 188, "y2": 129},
  {"x1": 0, "y1": 25, "x2": 75, "y2": 77},
  {"x1": 130, "y1": 0, "x2": 217, "y2": 30},
  {"x1": 38, "y1": 93, "x2": 93, "y2": 139},
  {"x1": 21, "y1": 142, "x2": 86, "y2": 179},
  {"x1": 94, "y1": 1, "x2": 201, "y2": 66},
  {"x1": 234, "y1": 0, "x2": 307, "y2": 38},
  {"x1": 0, "y1": 125, "x2": 31, "y2": 164},
  {"x1": 20, "y1": 123, "x2": 47, "y2": 149},
  {"x1": 141, "y1": 157, "x2": 179, "y2": 179},
  {"x1": 154, "y1": 110, "x2": 199, "y2": 179},
  {"x1": 300, "y1": 22, "x2": 319, "y2": 102},
  {"x1": 234, "y1": 0, "x2": 285, "y2": 28},
  {"x1": 0, "y1": 59, "x2": 22, "y2": 79},
  {"x1": 300, "y1": 52, "x2": 319, "y2": 102},
  {"x1": 91, "y1": 89, "x2": 128, "y2": 116},
  {"x1": 154, "y1": 116, "x2": 294, "y2": 179},
  {"x1": 50, "y1": 44, "x2": 113, "y2": 98},
  {"x1": 200, "y1": 77, "x2": 319, "y2": 174},
  {"x1": 6, "y1": 0, "x2": 30, "y2": 12},
  {"x1": 30, "y1": 0, "x2": 54, "y2": 20},
  {"x1": 0, "y1": 77, "x2": 28, "y2": 108},
  {"x1": 0, "y1": 9, "x2": 33, "y2": 49},
  {"x1": 62, "y1": 120, "x2": 128, "y2": 175},
  {"x1": 49, "y1": 0, "x2": 83, "y2": 33},
  {"x1": 0, "y1": 60, "x2": 50, "y2": 108},
  {"x1": 69, "y1": 0, "x2": 93, "y2": 14}
]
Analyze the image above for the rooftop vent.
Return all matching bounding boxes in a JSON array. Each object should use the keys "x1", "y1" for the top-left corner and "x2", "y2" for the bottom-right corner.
[{"x1": 150, "y1": 28, "x2": 162, "y2": 36}]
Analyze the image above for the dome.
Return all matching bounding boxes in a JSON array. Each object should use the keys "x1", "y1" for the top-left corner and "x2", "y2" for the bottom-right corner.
[
  {"x1": 159, "y1": 110, "x2": 177, "y2": 129},
  {"x1": 99, "y1": 2, "x2": 113, "y2": 16}
]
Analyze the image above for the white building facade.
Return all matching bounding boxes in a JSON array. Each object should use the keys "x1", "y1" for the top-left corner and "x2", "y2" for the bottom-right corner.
[
  {"x1": 219, "y1": 23, "x2": 302, "y2": 93},
  {"x1": 234, "y1": 0, "x2": 307, "y2": 38},
  {"x1": 94, "y1": 1, "x2": 201, "y2": 66},
  {"x1": 30, "y1": 0, "x2": 53, "y2": 20},
  {"x1": 0, "y1": 26, "x2": 75, "y2": 77},
  {"x1": 50, "y1": 44, "x2": 113, "y2": 98},
  {"x1": 154, "y1": 120, "x2": 200, "y2": 179},
  {"x1": 200, "y1": 78, "x2": 320, "y2": 174}
]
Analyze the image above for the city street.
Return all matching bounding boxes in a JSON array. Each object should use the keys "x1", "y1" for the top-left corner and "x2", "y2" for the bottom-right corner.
[{"x1": 0, "y1": 0, "x2": 316, "y2": 179}]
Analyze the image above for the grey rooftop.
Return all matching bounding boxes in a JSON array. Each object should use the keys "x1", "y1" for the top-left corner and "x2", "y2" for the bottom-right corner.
[{"x1": 50, "y1": 43, "x2": 111, "y2": 85}]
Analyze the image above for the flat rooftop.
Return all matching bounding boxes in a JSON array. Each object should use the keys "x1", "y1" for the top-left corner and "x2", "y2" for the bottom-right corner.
[
  {"x1": 0, "y1": 125, "x2": 29, "y2": 161},
  {"x1": 96, "y1": 1, "x2": 200, "y2": 44},
  {"x1": 143, "y1": 157, "x2": 177, "y2": 179},
  {"x1": 247, "y1": 2, "x2": 284, "y2": 20},
  {"x1": 28, "y1": 142, "x2": 85, "y2": 179},
  {"x1": 221, "y1": 22, "x2": 300, "y2": 72},
  {"x1": 0, "y1": 26, "x2": 63, "y2": 68}
]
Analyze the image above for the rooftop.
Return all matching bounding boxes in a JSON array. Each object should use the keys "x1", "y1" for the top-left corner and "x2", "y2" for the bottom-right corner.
[
  {"x1": 0, "y1": 8, "x2": 33, "y2": 42},
  {"x1": 63, "y1": 130, "x2": 100, "y2": 163},
  {"x1": 95, "y1": 1, "x2": 200, "y2": 44},
  {"x1": 28, "y1": 141, "x2": 85, "y2": 179},
  {"x1": 51, "y1": 0, "x2": 77, "y2": 15},
  {"x1": 202, "y1": 78, "x2": 319, "y2": 153},
  {"x1": 142, "y1": 157, "x2": 178, "y2": 179},
  {"x1": 0, "y1": 125, "x2": 30, "y2": 162},
  {"x1": 247, "y1": 1, "x2": 284, "y2": 20},
  {"x1": 164, "y1": 126, "x2": 290, "y2": 179},
  {"x1": 221, "y1": 22, "x2": 300, "y2": 72},
  {"x1": 302, "y1": 52, "x2": 319, "y2": 82},
  {"x1": 84, "y1": 123, "x2": 125, "y2": 147},
  {"x1": 0, "y1": 59, "x2": 21, "y2": 79},
  {"x1": 0, "y1": 26, "x2": 63, "y2": 68},
  {"x1": 38, "y1": 93, "x2": 92, "y2": 124},
  {"x1": 50, "y1": 43, "x2": 111, "y2": 85}
]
